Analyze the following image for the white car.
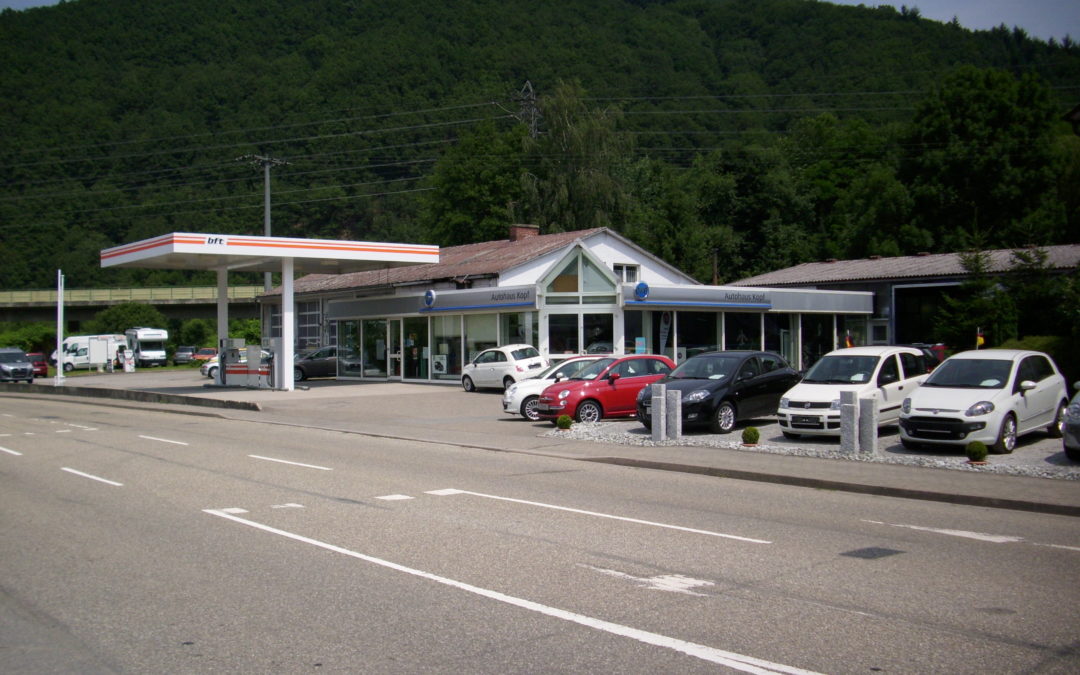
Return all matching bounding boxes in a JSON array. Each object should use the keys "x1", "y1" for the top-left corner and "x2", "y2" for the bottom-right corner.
[
  {"x1": 777, "y1": 346, "x2": 931, "y2": 437},
  {"x1": 899, "y1": 349, "x2": 1068, "y2": 454},
  {"x1": 461, "y1": 344, "x2": 547, "y2": 392},
  {"x1": 201, "y1": 351, "x2": 270, "y2": 379},
  {"x1": 503, "y1": 356, "x2": 601, "y2": 421}
]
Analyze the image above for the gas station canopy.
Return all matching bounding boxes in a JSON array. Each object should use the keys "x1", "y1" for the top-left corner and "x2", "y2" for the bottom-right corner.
[
  {"x1": 100, "y1": 232, "x2": 438, "y2": 274},
  {"x1": 99, "y1": 232, "x2": 438, "y2": 391}
]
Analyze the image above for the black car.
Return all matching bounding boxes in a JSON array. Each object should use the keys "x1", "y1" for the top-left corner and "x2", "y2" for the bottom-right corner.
[{"x1": 636, "y1": 350, "x2": 801, "y2": 434}]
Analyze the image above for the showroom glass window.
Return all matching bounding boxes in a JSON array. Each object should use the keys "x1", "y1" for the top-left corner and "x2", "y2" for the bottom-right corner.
[
  {"x1": 361, "y1": 319, "x2": 388, "y2": 378},
  {"x1": 431, "y1": 315, "x2": 461, "y2": 381},
  {"x1": 677, "y1": 311, "x2": 719, "y2": 362},
  {"x1": 465, "y1": 315, "x2": 498, "y2": 361},
  {"x1": 500, "y1": 312, "x2": 538, "y2": 348},
  {"x1": 764, "y1": 313, "x2": 796, "y2": 366},
  {"x1": 548, "y1": 314, "x2": 579, "y2": 354},
  {"x1": 623, "y1": 310, "x2": 646, "y2": 353},
  {"x1": 839, "y1": 314, "x2": 868, "y2": 347},
  {"x1": 801, "y1": 314, "x2": 835, "y2": 369},
  {"x1": 337, "y1": 320, "x2": 363, "y2": 378},
  {"x1": 724, "y1": 312, "x2": 761, "y2": 350},
  {"x1": 402, "y1": 317, "x2": 429, "y2": 380}
]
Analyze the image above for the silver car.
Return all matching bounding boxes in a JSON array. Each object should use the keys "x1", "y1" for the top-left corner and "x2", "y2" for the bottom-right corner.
[{"x1": 0, "y1": 347, "x2": 35, "y2": 383}]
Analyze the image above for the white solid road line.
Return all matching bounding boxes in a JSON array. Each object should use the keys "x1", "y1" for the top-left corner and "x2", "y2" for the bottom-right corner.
[
  {"x1": 864, "y1": 519, "x2": 1080, "y2": 551},
  {"x1": 0, "y1": 445, "x2": 23, "y2": 456},
  {"x1": 426, "y1": 489, "x2": 771, "y2": 544},
  {"x1": 61, "y1": 467, "x2": 123, "y2": 487},
  {"x1": 203, "y1": 508, "x2": 817, "y2": 674},
  {"x1": 248, "y1": 455, "x2": 333, "y2": 471},
  {"x1": 139, "y1": 435, "x2": 189, "y2": 446}
]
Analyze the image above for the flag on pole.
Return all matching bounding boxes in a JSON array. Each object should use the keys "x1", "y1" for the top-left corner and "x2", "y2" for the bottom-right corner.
[{"x1": 976, "y1": 327, "x2": 985, "y2": 348}]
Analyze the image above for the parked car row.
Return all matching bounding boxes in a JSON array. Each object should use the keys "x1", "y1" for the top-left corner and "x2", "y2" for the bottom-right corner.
[{"x1": 489, "y1": 344, "x2": 1073, "y2": 459}]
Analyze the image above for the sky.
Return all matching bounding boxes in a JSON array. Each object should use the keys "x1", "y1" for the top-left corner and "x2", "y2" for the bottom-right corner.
[{"x1": 2, "y1": 0, "x2": 1078, "y2": 43}]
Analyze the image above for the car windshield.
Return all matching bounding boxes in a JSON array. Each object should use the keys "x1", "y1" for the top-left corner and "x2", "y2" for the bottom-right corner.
[
  {"x1": 510, "y1": 346, "x2": 540, "y2": 360},
  {"x1": 534, "y1": 358, "x2": 595, "y2": 380},
  {"x1": 570, "y1": 358, "x2": 617, "y2": 380},
  {"x1": 802, "y1": 355, "x2": 880, "y2": 384},
  {"x1": 923, "y1": 358, "x2": 1011, "y2": 389},
  {"x1": 0, "y1": 352, "x2": 28, "y2": 364},
  {"x1": 669, "y1": 355, "x2": 739, "y2": 380}
]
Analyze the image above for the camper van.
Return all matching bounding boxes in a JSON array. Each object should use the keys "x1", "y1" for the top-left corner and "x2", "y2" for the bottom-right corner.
[
  {"x1": 125, "y1": 327, "x2": 169, "y2": 367},
  {"x1": 57, "y1": 334, "x2": 127, "y2": 371}
]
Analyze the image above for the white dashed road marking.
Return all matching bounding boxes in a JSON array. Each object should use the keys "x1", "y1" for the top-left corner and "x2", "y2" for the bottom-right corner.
[
  {"x1": 139, "y1": 435, "x2": 189, "y2": 446},
  {"x1": 61, "y1": 467, "x2": 123, "y2": 487},
  {"x1": 248, "y1": 455, "x2": 333, "y2": 471}
]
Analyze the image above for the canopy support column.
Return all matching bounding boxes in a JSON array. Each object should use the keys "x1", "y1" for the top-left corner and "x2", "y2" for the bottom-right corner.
[{"x1": 279, "y1": 257, "x2": 295, "y2": 391}]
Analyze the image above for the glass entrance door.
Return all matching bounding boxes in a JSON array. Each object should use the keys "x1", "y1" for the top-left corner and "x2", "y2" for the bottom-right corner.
[
  {"x1": 388, "y1": 319, "x2": 402, "y2": 379},
  {"x1": 360, "y1": 319, "x2": 388, "y2": 378}
]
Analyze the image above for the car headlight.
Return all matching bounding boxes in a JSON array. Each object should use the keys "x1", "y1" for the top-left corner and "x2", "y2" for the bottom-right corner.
[
  {"x1": 965, "y1": 401, "x2": 995, "y2": 417},
  {"x1": 830, "y1": 399, "x2": 841, "y2": 410},
  {"x1": 902, "y1": 397, "x2": 911, "y2": 414},
  {"x1": 684, "y1": 389, "x2": 709, "y2": 403},
  {"x1": 558, "y1": 390, "x2": 570, "y2": 400},
  {"x1": 779, "y1": 397, "x2": 790, "y2": 409},
  {"x1": 506, "y1": 383, "x2": 517, "y2": 395},
  {"x1": 1066, "y1": 402, "x2": 1080, "y2": 422}
]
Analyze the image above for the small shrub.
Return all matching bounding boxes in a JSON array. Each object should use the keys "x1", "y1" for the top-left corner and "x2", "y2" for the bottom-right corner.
[
  {"x1": 556, "y1": 414, "x2": 573, "y2": 430},
  {"x1": 741, "y1": 426, "x2": 760, "y2": 445},
  {"x1": 966, "y1": 441, "x2": 989, "y2": 462}
]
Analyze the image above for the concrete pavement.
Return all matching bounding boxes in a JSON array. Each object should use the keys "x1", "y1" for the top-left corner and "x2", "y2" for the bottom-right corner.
[{"x1": 3, "y1": 371, "x2": 1078, "y2": 517}]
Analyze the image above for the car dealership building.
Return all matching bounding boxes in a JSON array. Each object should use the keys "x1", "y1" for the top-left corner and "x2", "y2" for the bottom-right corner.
[{"x1": 260, "y1": 225, "x2": 873, "y2": 383}]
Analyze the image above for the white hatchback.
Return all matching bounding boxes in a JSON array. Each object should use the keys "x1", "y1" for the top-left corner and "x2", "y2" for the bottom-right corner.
[
  {"x1": 899, "y1": 349, "x2": 1068, "y2": 454},
  {"x1": 502, "y1": 356, "x2": 601, "y2": 421},
  {"x1": 777, "y1": 346, "x2": 931, "y2": 437},
  {"x1": 461, "y1": 344, "x2": 547, "y2": 392}
]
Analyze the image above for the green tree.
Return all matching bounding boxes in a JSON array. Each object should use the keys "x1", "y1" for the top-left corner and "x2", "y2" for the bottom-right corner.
[
  {"x1": 933, "y1": 251, "x2": 1017, "y2": 349},
  {"x1": 902, "y1": 66, "x2": 1064, "y2": 250},
  {"x1": 84, "y1": 303, "x2": 168, "y2": 335},
  {"x1": 518, "y1": 81, "x2": 634, "y2": 233},
  {"x1": 179, "y1": 318, "x2": 216, "y2": 347}
]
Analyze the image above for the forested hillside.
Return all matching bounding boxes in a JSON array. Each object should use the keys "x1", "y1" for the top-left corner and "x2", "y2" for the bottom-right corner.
[{"x1": 1, "y1": 0, "x2": 1077, "y2": 290}]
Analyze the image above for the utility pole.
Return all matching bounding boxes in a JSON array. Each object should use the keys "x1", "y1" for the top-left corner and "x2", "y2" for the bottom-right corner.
[{"x1": 237, "y1": 154, "x2": 289, "y2": 291}]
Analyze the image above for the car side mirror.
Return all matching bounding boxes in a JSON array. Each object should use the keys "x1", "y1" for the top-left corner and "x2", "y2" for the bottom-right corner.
[
  {"x1": 608, "y1": 372, "x2": 621, "y2": 382},
  {"x1": 1019, "y1": 380, "x2": 1036, "y2": 392},
  {"x1": 878, "y1": 372, "x2": 898, "y2": 386}
]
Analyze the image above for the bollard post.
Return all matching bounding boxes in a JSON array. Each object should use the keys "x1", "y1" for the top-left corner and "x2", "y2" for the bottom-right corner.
[
  {"x1": 651, "y1": 383, "x2": 667, "y2": 443},
  {"x1": 840, "y1": 390, "x2": 859, "y2": 454},
  {"x1": 858, "y1": 397, "x2": 879, "y2": 455},
  {"x1": 666, "y1": 390, "x2": 682, "y2": 442}
]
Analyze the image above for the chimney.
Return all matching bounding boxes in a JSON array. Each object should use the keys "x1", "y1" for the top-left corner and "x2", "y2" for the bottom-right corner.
[{"x1": 509, "y1": 224, "x2": 540, "y2": 241}]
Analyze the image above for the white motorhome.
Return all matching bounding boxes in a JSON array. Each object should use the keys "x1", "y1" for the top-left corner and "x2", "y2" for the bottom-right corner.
[
  {"x1": 125, "y1": 327, "x2": 169, "y2": 367},
  {"x1": 58, "y1": 334, "x2": 127, "y2": 371}
]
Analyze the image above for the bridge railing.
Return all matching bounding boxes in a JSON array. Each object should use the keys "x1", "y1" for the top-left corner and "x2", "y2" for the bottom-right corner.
[{"x1": 0, "y1": 286, "x2": 264, "y2": 305}]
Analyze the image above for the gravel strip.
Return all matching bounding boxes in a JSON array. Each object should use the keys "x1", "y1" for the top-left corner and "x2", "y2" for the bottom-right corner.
[{"x1": 544, "y1": 421, "x2": 1080, "y2": 481}]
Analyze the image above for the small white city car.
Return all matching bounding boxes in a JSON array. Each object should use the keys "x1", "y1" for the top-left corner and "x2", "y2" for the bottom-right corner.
[
  {"x1": 777, "y1": 346, "x2": 931, "y2": 437},
  {"x1": 461, "y1": 344, "x2": 547, "y2": 392},
  {"x1": 503, "y1": 356, "x2": 601, "y2": 421},
  {"x1": 899, "y1": 349, "x2": 1068, "y2": 454}
]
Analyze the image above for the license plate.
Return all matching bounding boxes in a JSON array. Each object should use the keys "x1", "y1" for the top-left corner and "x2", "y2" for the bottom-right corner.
[
  {"x1": 793, "y1": 415, "x2": 818, "y2": 424},
  {"x1": 536, "y1": 404, "x2": 551, "y2": 413}
]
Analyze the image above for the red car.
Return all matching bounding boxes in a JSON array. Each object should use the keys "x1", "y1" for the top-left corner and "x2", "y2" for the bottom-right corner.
[
  {"x1": 192, "y1": 347, "x2": 219, "y2": 362},
  {"x1": 26, "y1": 352, "x2": 48, "y2": 377},
  {"x1": 536, "y1": 354, "x2": 676, "y2": 424}
]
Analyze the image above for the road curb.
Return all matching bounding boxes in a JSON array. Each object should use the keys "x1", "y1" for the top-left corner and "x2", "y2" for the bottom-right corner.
[{"x1": 0, "y1": 382, "x2": 261, "y2": 412}]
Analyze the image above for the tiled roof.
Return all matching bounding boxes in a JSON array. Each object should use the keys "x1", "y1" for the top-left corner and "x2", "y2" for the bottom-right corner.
[
  {"x1": 731, "y1": 244, "x2": 1080, "y2": 287},
  {"x1": 266, "y1": 228, "x2": 605, "y2": 296}
]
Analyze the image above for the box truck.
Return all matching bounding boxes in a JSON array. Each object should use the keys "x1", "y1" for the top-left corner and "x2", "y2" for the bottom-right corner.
[{"x1": 125, "y1": 327, "x2": 169, "y2": 367}]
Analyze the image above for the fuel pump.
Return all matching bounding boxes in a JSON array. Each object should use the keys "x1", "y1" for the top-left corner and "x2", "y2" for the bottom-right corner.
[{"x1": 218, "y1": 338, "x2": 246, "y2": 386}]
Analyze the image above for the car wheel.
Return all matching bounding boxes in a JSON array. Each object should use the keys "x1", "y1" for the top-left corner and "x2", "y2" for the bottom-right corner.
[
  {"x1": 900, "y1": 438, "x2": 923, "y2": 450},
  {"x1": 781, "y1": 431, "x2": 800, "y2": 440},
  {"x1": 293, "y1": 366, "x2": 306, "y2": 382},
  {"x1": 709, "y1": 401, "x2": 736, "y2": 434},
  {"x1": 641, "y1": 418, "x2": 652, "y2": 430},
  {"x1": 63, "y1": 362, "x2": 74, "y2": 372},
  {"x1": 1047, "y1": 401, "x2": 1066, "y2": 439},
  {"x1": 521, "y1": 396, "x2": 541, "y2": 421},
  {"x1": 990, "y1": 414, "x2": 1017, "y2": 454},
  {"x1": 208, "y1": 366, "x2": 218, "y2": 380},
  {"x1": 461, "y1": 376, "x2": 475, "y2": 392},
  {"x1": 575, "y1": 400, "x2": 602, "y2": 423},
  {"x1": 502, "y1": 376, "x2": 515, "y2": 391}
]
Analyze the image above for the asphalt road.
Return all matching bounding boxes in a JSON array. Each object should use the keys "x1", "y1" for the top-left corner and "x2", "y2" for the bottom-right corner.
[{"x1": 2, "y1": 396, "x2": 1078, "y2": 673}]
